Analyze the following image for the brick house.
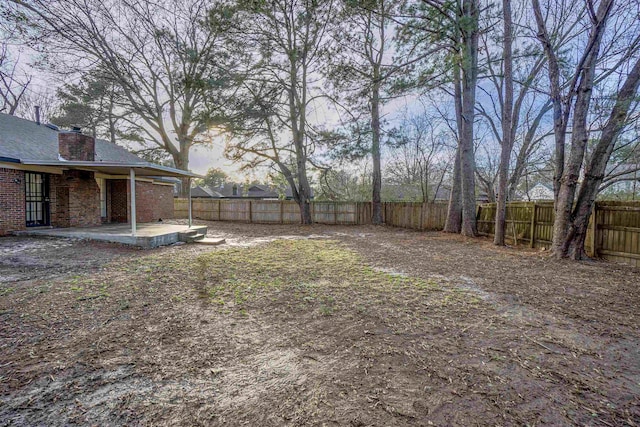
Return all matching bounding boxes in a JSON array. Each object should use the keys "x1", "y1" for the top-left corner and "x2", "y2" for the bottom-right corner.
[{"x1": 0, "y1": 114, "x2": 197, "y2": 236}]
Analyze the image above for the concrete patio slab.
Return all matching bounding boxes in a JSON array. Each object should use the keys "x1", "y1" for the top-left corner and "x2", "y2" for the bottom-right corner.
[{"x1": 15, "y1": 223, "x2": 208, "y2": 248}]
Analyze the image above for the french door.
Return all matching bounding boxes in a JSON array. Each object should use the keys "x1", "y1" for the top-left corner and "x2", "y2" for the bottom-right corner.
[{"x1": 25, "y1": 172, "x2": 50, "y2": 227}]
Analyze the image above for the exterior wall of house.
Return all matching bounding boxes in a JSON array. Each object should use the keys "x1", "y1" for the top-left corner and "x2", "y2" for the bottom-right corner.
[
  {"x1": 110, "y1": 180, "x2": 129, "y2": 223},
  {"x1": 49, "y1": 170, "x2": 101, "y2": 228},
  {"x1": 1, "y1": 168, "x2": 175, "y2": 235},
  {"x1": 108, "y1": 179, "x2": 174, "y2": 224},
  {"x1": 136, "y1": 182, "x2": 174, "y2": 222},
  {"x1": 0, "y1": 168, "x2": 26, "y2": 236}
]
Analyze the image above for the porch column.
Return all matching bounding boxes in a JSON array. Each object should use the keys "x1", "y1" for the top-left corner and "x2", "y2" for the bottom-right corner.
[
  {"x1": 187, "y1": 177, "x2": 192, "y2": 228},
  {"x1": 130, "y1": 168, "x2": 137, "y2": 236}
]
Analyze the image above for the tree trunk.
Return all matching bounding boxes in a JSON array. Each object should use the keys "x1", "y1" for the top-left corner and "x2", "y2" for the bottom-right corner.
[
  {"x1": 295, "y1": 136, "x2": 313, "y2": 224},
  {"x1": 298, "y1": 166, "x2": 313, "y2": 225},
  {"x1": 459, "y1": 0, "x2": 479, "y2": 237},
  {"x1": 494, "y1": 0, "x2": 514, "y2": 246},
  {"x1": 552, "y1": 0, "x2": 612, "y2": 256},
  {"x1": 444, "y1": 146, "x2": 462, "y2": 233},
  {"x1": 558, "y1": 55, "x2": 640, "y2": 258},
  {"x1": 174, "y1": 151, "x2": 190, "y2": 198},
  {"x1": 371, "y1": 75, "x2": 383, "y2": 224},
  {"x1": 532, "y1": 0, "x2": 567, "y2": 202},
  {"x1": 444, "y1": 61, "x2": 464, "y2": 234}
]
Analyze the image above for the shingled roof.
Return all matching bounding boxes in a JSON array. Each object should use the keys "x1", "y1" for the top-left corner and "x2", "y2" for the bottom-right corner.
[
  {"x1": 0, "y1": 113, "x2": 198, "y2": 178},
  {"x1": 0, "y1": 114, "x2": 143, "y2": 163}
]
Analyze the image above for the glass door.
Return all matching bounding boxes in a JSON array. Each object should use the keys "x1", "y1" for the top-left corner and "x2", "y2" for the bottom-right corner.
[{"x1": 25, "y1": 172, "x2": 50, "y2": 226}]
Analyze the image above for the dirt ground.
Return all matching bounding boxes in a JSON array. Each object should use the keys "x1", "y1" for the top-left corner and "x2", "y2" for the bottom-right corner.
[{"x1": 1, "y1": 221, "x2": 639, "y2": 426}]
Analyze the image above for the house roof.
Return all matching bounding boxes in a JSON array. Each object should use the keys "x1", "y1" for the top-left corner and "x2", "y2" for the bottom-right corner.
[
  {"x1": 0, "y1": 113, "x2": 199, "y2": 178},
  {"x1": 527, "y1": 183, "x2": 554, "y2": 200},
  {"x1": 190, "y1": 186, "x2": 223, "y2": 198},
  {"x1": 247, "y1": 184, "x2": 279, "y2": 198}
]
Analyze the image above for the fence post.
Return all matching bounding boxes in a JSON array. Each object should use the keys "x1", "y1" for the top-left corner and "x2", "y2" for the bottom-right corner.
[
  {"x1": 217, "y1": 200, "x2": 221, "y2": 221},
  {"x1": 248, "y1": 200, "x2": 253, "y2": 223},
  {"x1": 334, "y1": 203, "x2": 338, "y2": 225},
  {"x1": 530, "y1": 203, "x2": 537, "y2": 248}
]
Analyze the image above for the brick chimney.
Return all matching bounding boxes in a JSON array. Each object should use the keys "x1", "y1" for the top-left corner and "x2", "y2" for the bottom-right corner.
[{"x1": 58, "y1": 130, "x2": 95, "y2": 161}]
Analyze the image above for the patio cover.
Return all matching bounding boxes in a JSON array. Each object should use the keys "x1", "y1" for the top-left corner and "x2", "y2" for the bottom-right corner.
[
  {"x1": 18, "y1": 160, "x2": 200, "y2": 236},
  {"x1": 19, "y1": 160, "x2": 201, "y2": 178}
]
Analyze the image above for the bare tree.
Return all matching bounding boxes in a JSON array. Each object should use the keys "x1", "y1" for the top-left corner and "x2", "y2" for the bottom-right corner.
[
  {"x1": 473, "y1": 1, "x2": 554, "y2": 244},
  {"x1": 475, "y1": 141, "x2": 500, "y2": 203},
  {"x1": 317, "y1": 162, "x2": 372, "y2": 202},
  {"x1": 8, "y1": 0, "x2": 238, "y2": 195},
  {"x1": 386, "y1": 110, "x2": 453, "y2": 203},
  {"x1": 0, "y1": 42, "x2": 30, "y2": 115},
  {"x1": 533, "y1": 0, "x2": 640, "y2": 258},
  {"x1": 15, "y1": 88, "x2": 57, "y2": 123}
]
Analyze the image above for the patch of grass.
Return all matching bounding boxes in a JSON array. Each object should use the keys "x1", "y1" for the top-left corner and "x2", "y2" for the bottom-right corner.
[
  {"x1": 0, "y1": 286, "x2": 14, "y2": 297},
  {"x1": 187, "y1": 240, "x2": 449, "y2": 315},
  {"x1": 101, "y1": 239, "x2": 481, "y2": 321}
]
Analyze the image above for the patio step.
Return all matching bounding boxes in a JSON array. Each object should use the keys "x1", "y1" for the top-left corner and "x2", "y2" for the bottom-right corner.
[
  {"x1": 178, "y1": 226, "x2": 208, "y2": 243},
  {"x1": 190, "y1": 233, "x2": 206, "y2": 241},
  {"x1": 193, "y1": 237, "x2": 226, "y2": 246}
]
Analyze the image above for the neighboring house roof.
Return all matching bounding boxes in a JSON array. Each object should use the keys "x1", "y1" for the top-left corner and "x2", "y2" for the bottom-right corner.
[
  {"x1": 247, "y1": 184, "x2": 279, "y2": 198},
  {"x1": 210, "y1": 182, "x2": 281, "y2": 199},
  {"x1": 0, "y1": 113, "x2": 198, "y2": 178},
  {"x1": 285, "y1": 186, "x2": 314, "y2": 199},
  {"x1": 433, "y1": 187, "x2": 451, "y2": 201},
  {"x1": 216, "y1": 182, "x2": 244, "y2": 197},
  {"x1": 190, "y1": 186, "x2": 214, "y2": 198},
  {"x1": 189, "y1": 186, "x2": 223, "y2": 198},
  {"x1": 527, "y1": 183, "x2": 554, "y2": 201}
]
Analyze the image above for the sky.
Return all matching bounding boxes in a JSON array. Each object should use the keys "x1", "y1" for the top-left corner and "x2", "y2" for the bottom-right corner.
[{"x1": 1, "y1": 17, "x2": 442, "y2": 185}]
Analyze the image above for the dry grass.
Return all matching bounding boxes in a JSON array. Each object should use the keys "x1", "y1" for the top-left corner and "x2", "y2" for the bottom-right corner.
[{"x1": 1, "y1": 226, "x2": 639, "y2": 426}]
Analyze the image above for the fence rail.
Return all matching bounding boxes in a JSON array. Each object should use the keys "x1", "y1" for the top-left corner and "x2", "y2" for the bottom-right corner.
[
  {"x1": 175, "y1": 198, "x2": 640, "y2": 267},
  {"x1": 477, "y1": 201, "x2": 640, "y2": 267},
  {"x1": 174, "y1": 199, "x2": 448, "y2": 230}
]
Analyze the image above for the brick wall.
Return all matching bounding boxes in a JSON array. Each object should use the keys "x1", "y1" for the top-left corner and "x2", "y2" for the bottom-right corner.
[
  {"x1": 110, "y1": 180, "x2": 128, "y2": 223},
  {"x1": 107, "y1": 179, "x2": 173, "y2": 223},
  {"x1": 0, "y1": 168, "x2": 26, "y2": 236},
  {"x1": 58, "y1": 132, "x2": 95, "y2": 161},
  {"x1": 135, "y1": 182, "x2": 174, "y2": 222},
  {"x1": 49, "y1": 170, "x2": 101, "y2": 228},
  {"x1": 1, "y1": 170, "x2": 174, "y2": 235}
]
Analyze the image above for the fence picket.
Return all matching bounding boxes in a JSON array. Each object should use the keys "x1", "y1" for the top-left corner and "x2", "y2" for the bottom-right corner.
[{"x1": 175, "y1": 199, "x2": 640, "y2": 267}]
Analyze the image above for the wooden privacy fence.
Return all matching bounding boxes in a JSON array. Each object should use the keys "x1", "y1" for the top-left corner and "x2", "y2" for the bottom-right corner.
[
  {"x1": 477, "y1": 201, "x2": 640, "y2": 267},
  {"x1": 174, "y1": 199, "x2": 448, "y2": 230},
  {"x1": 175, "y1": 198, "x2": 640, "y2": 266}
]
